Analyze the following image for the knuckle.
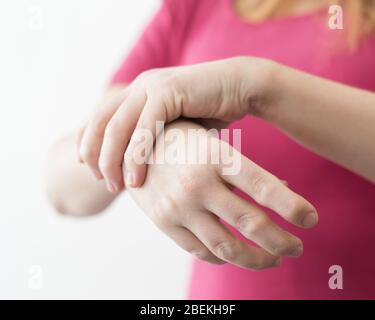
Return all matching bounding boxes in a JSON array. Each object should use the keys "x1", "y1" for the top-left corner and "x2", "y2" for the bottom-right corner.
[
  {"x1": 136, "y1": 69, "x2": 158, "y2": 82},
  {"x1": 98, "y1": 158, "x2": 112, "y2": 175},
  {"x1": 179, "y1": 211, "x2": 196, "y2": 229},
  {"x1": 150, "y1": 196, "x2": 179, "y2": 228},
  {"x1": 104, "y1": 120, "x2": 122, "y2": 138},
  {"x1": 164, "y1": 77, "x2": 187, "y2": 111},
  {"x1": 249, "y1": 173, "x2": 275, "y2": 203},
  {"x1": 172, "y1": 89, "x2": 187, "y2": 112},
  {"x1": 180, "y1": 178, "x2": 202, "y2": 195},
  {"x1": 123, "y1": 150, "x2": 136, "y2": 166},
  {"x1": 190, "y1": 249, "x2": 213, "y2": 262},
  {"x1": 88, "y1": 117, "x2": 106, "y2": 136},
  {"x1": 236, "y1": 213, "x2": 268, "y2": 239},
  {"x1": 212, "y1": 240, "x2": 238, "y2": 261},
  {"x1": 151, "y1": 213, "x2": 170, "y2": 230},
  {"x1": 285, "y1": 197, "x2": 306, "y2": 222},
  {"x1": 79, "y1": 146, "x2": 97, "y2": 165},
  {"x1": 176, "y1": 169, "x2": 205, "y2": 196},
  {"x1": 163, "y1": 75, "x2": 180, "y2": 91}
]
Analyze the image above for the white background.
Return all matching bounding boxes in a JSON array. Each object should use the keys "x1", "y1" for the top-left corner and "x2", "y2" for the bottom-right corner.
[{"x1": 0, "y1": 0, "x2": 191, "y2": 299}]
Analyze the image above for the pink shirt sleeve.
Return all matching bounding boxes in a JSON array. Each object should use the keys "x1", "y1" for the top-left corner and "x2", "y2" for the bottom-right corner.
[{"x1": 110, "y1": 0, "x2": 194, "y2": 85}]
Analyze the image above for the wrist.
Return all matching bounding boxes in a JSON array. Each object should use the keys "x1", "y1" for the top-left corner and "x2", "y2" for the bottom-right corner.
[{"x1": 237, "y1": 57, "x2": 284, "y2": 121}]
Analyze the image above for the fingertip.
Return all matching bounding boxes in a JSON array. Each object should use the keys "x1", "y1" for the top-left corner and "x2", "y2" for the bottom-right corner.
[
  {"x1": 77, "y1": 147, "x2": 84, "y2": 164},
  {"x1": 254, "y1": 256, "x2": 281, "y2": 270},
  {"x1": 106, "y1": 180, "x2": 121, "y2": 194},
  {"x1": 125, "y1": 164, "x2": 147, "y2": 188},
  {"x1": 288, "y1": 242, "x2": 304, "y2": 258},
  {"x1": 93, "y1": 169, "x2": 104, "y2": 180},
  {"x1": 126, "y1": 174, "x2": 144, "y2": 188},
  {"x1": 301, "y1": 211, "x2": 319, "y2": 228},
  {"x1": 125, "y1": 172, "x2": 135, "y2": 188},
  {"x1": 136, "y1": 164, "x2": 148, "y2": 187}
]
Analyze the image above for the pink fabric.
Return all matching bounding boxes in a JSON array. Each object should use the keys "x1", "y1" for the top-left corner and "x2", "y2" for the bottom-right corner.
[{"x1": 112, "y1": 0, "x2": 375, "y2": 299}]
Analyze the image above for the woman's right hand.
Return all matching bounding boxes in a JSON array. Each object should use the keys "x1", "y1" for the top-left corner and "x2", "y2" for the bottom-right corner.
[{"x1": 127, "y1": 121, "x2": 318, "y2": 270}]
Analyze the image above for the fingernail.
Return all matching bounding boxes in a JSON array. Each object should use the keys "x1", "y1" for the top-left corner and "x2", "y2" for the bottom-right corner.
[
  {"x1": 107, "y1": 181, "x2": 118, "y2": 193},
  {"x1": 302, "y1": 212, "x2": 318, "y2": 228},
  {"x1": 126, "y1": 172, "x2": 134, "y2": 187},
  {"x1": 289, "y1": 243, "x2": 303, "y2": 257},
  {"x1": 93, "y1": 169, "x2": 103, "y2": 180}
]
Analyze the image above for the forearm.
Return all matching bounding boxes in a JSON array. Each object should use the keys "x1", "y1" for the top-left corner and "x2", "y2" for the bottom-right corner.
[
  {"x1": 46, "y1": 120, "x2": 204, "y2": 216},
  {"x1": 46, "y1": 132, "x2": 117, "y2": 215},
  {"x1": 253, "y1": 61, "x2": 375, "y2": 183},
  {"x1": 46, "y1": 85, "x2": 130, "y2": 215}
]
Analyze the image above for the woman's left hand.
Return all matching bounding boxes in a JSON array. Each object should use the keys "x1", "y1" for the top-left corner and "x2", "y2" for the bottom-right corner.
[{"x1": 78, "y1": 57, "x2": 273, "y2": 193}]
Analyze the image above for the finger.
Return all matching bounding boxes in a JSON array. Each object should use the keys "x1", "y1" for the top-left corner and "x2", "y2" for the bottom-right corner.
[
  {"x1": 76, "y1": 126, "x2": 86, "y2": 163},
  {"x1": 218, "y1": 150, "x2": 318, "y2": 229},
  {"x1": 205, "y1": 186, "x2": 303, "y2": 257},
  {"x1": 79, "y1": 89, "x2": 128, "y2": 180},
  {"x1": 124, "y1": 94, "x2": 180, "y2": 188},
  {"x1": 99, "y1": 91, "x2": 146, "y2": 192},
  {"x1": 186, "y1": 211, "x2": 280, "y2": 270},
  {"x1": 164, "y1": 226, "x2": 225, "y2": 265}
]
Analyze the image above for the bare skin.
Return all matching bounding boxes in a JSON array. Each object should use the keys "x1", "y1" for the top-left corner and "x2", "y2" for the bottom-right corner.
[
  {"x1": 47, "y1": 55, "x2": 375, "y2": 271},
  {"x1": 78, "y1": 57, "x2": 375, "y2": 191},
  {"x1": 127, "y1": 120, "x2": 318, "y2": 269},
  {"x1": 46, "y1": 0, "x2": 374, "y2": 269},
  {"x1": 47, "y1": 108, "x2": 318, "y2": 269}
]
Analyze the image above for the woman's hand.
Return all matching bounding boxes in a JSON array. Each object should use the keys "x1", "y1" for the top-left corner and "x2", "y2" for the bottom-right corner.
[
  {"x1": 127, "y1": 121, "x2": 318, "y2": 270},
  {"x1": 78, "y1": 57, "x2": 272, "y2": 192}
]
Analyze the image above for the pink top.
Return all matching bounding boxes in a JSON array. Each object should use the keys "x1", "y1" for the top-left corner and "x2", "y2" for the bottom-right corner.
[{"x1": 112, "y1": 0, "x2": 375, "y2": 299}]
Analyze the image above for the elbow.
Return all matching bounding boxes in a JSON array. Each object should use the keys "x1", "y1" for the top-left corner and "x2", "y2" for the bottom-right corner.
[
  {"x1": 49, "y1": 199, "x2": 106, "y2": 217},
  {"x1": 48, "y1": 195, "x2": 69, "y2": 215}
]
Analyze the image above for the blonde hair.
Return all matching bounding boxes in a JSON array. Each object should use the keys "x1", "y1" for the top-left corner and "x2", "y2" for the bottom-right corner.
[{"x1": 235, "y1": 0, "x2": 375, "y2": 50}]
